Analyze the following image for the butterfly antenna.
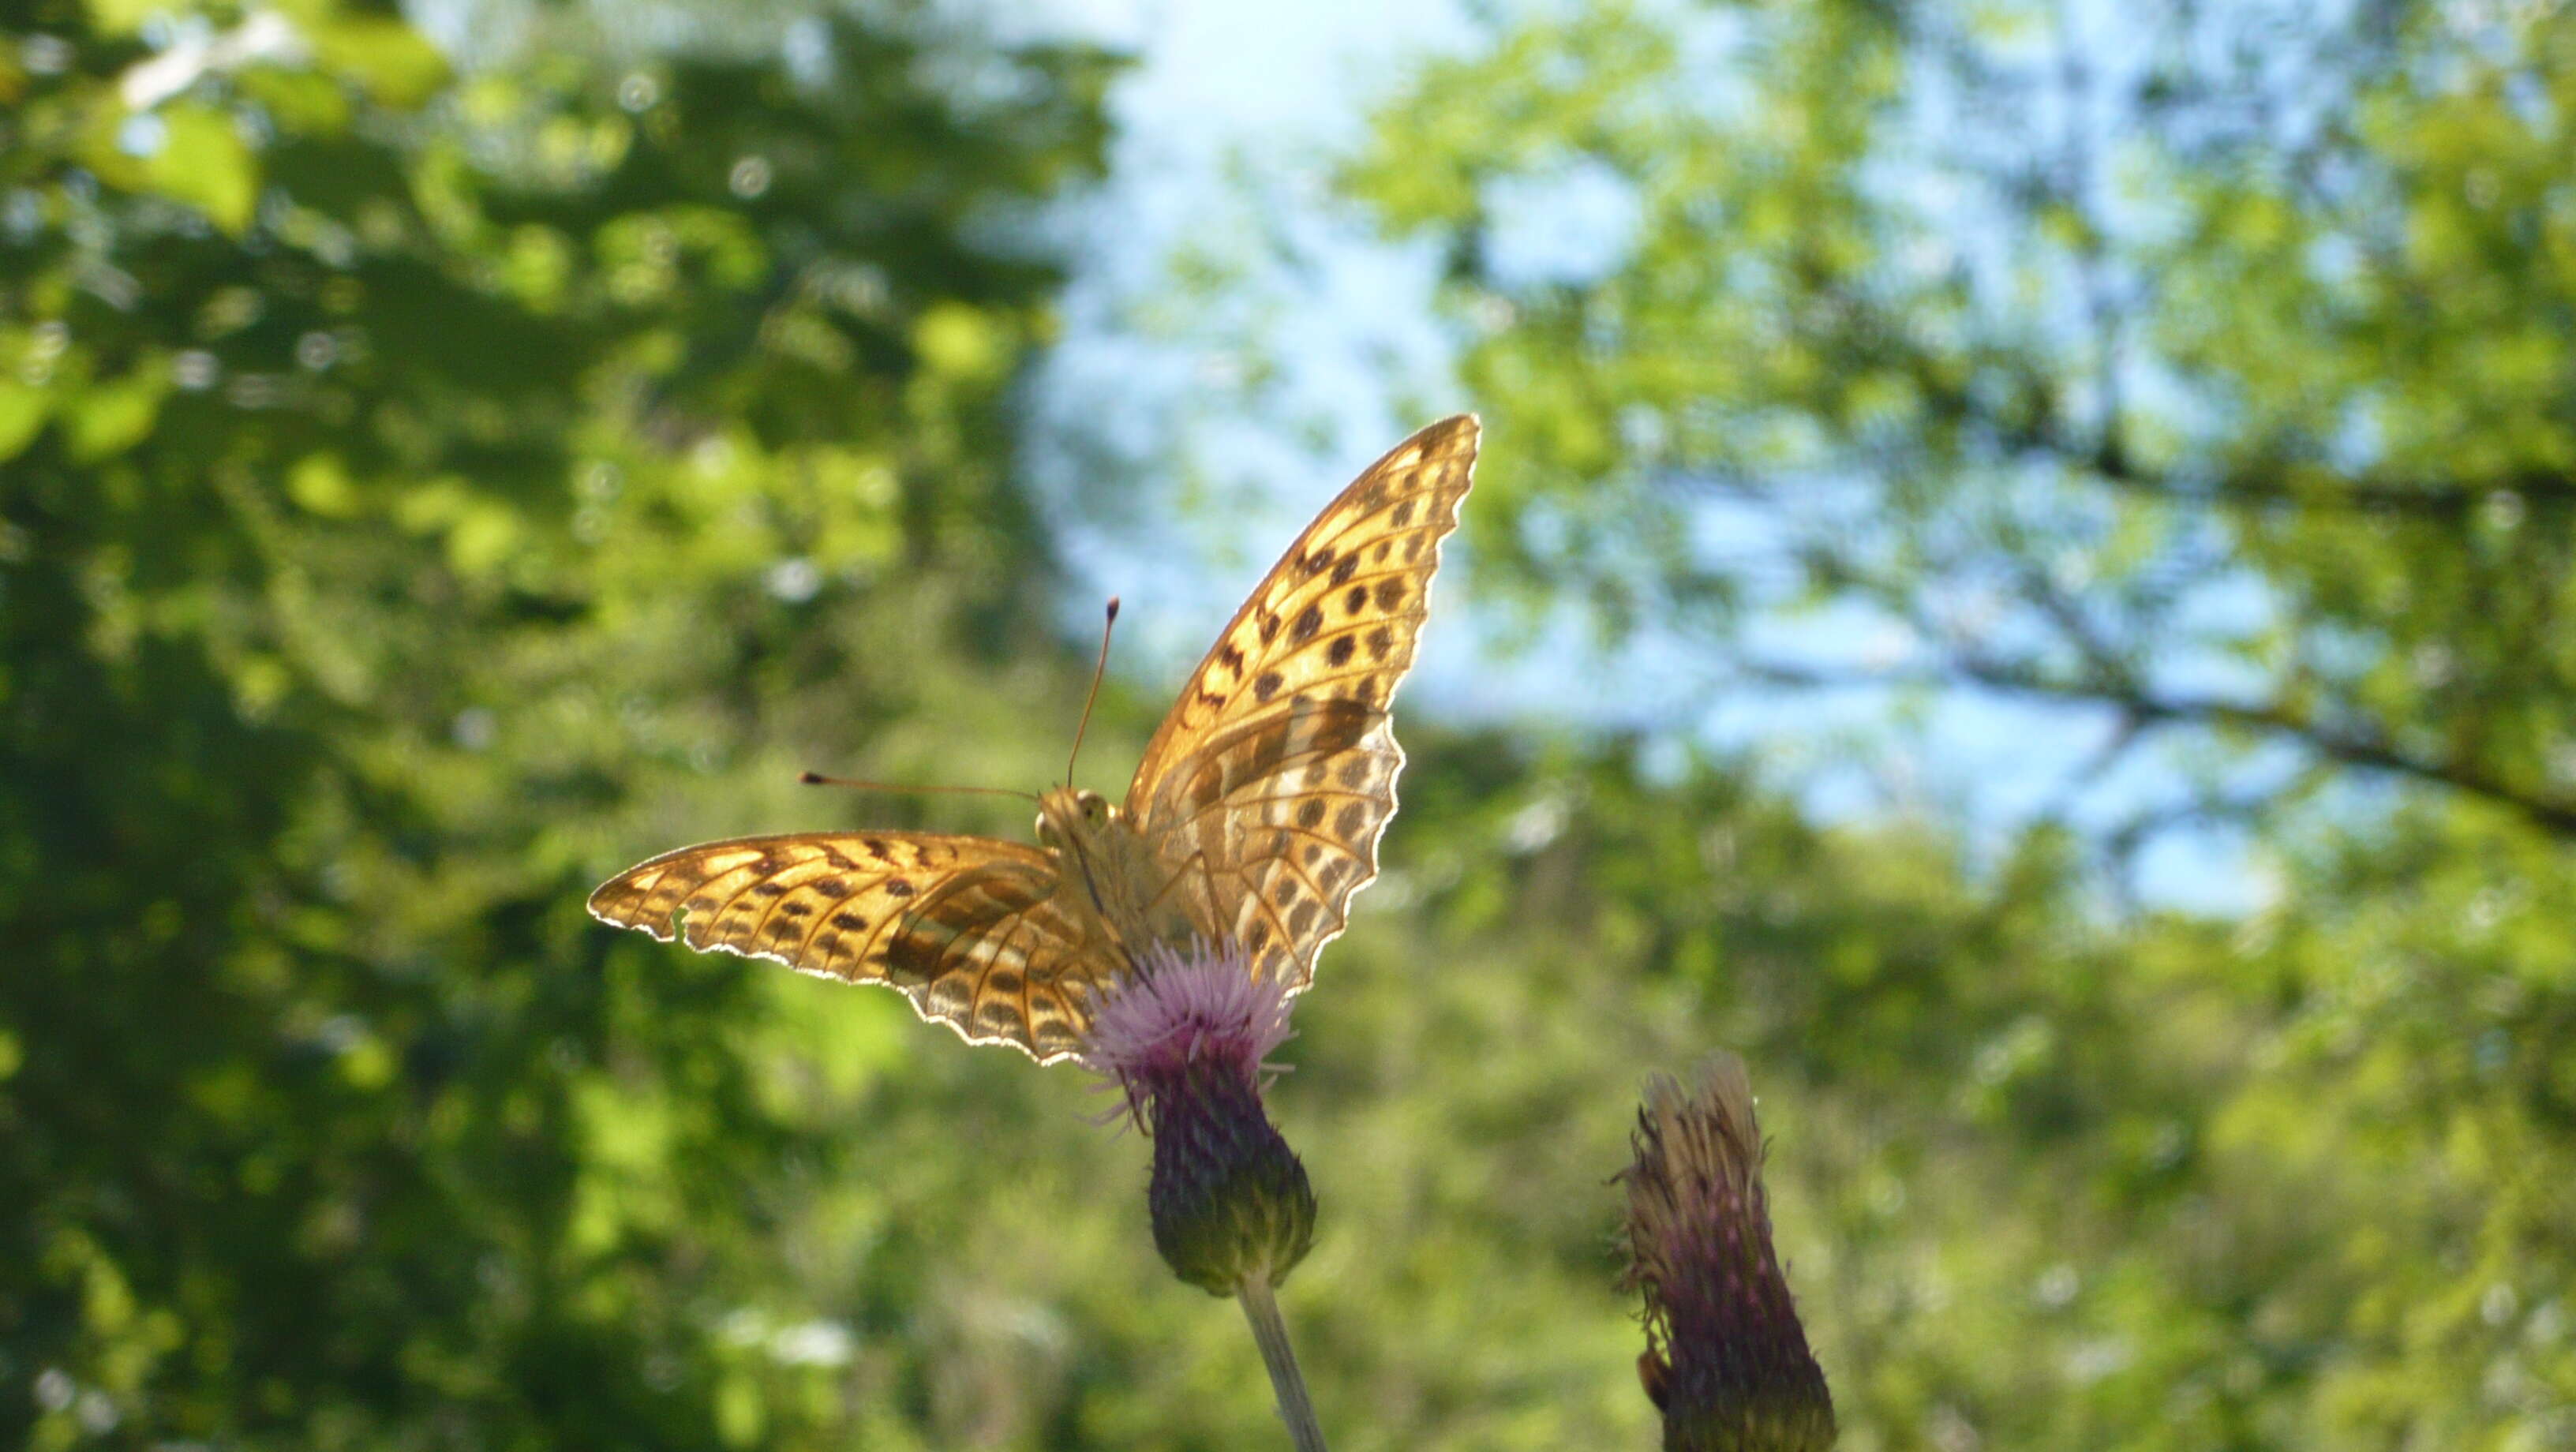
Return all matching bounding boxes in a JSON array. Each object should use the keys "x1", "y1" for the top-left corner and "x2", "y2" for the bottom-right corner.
[
  {"x1": 798, "y1": 773, "x2": 1039, "y2": 805},
  {"x1": 1066, "y1": 597, "x2": 1120, "y2": 788}
]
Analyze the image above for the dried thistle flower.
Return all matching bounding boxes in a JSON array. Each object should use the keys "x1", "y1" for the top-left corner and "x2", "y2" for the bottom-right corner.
[{"x1": 1619, "y1": 1053, "x2": 1835, "y2": 1452}]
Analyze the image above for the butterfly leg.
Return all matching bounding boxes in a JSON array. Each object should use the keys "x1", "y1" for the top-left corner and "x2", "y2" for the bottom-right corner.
[
  {"x1": 1136, "y1": 845, "x2": 1226, "y2": 954},
  {"x1": 1174, "y1": 848, "x2": 1293, "y2": 984}
]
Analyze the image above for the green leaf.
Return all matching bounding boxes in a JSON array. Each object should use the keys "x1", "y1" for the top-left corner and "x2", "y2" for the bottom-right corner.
[
  {"x1": 288, "y1": 453, "x2": 361, "y2": 518},
  {"x1": 306, "y1": 15, "x2": 451, "y2": 109},
  {"x1": 914, "y1": 304, "x2": 1005, "y2": 382},
  {"x1": 65, "y1": 369, "x2": 167, "y2": 462},
  {"x1": 81, "y1": 0, "x2": 161, "y2": 35},
  {"x1": 151, "y1": 103, "x2": 261, "y2": 236},
  {"x1": 0, "y1": 381, "x2": 50, "y2": 462}
]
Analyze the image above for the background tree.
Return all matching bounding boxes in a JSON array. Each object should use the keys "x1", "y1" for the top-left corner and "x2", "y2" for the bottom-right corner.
[
  {"x1": 5, "y1": 0, "x2": 2571, "y2": 1448},
  {"x1": 1326, "y1": 0, "x2": 2576, "y2": 1443},
  {"x1": 2, "y1": 2, "x2": 1121, "y2": 1445},
  {"x1": 1346, "y1": 0, "x2": 2576, "y2": 859}
]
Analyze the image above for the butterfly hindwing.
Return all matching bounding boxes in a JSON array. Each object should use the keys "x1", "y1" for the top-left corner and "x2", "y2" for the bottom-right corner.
[
  {"x1": 1125, "y1": 414, "x2": 1479, "y2": 986},
  {"x1": 593, "y1": 416, "x2": 1477, "y2": 1058},
  {"x1": 587, "y1": 831, "x2": 1107, "y2": 1061}
]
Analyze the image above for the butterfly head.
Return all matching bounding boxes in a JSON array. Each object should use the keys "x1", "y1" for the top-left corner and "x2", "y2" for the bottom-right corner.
[{"x1": 1035, "y1": 786, "x2": 1118, "y2": 851}]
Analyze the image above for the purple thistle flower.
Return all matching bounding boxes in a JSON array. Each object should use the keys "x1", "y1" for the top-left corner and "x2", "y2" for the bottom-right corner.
[
  {"x1": 1619, "y1": 1054, "x2": 1835, "y2": 1452},
  {"x1": 1080, "y1": 941, "x2": 1316, "y2": 1297}
]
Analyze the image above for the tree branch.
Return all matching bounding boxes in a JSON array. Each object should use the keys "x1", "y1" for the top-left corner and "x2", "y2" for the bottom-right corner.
[
  {"x1": 1741, "y1": 653, "x2": 2576, "y2": 839},
  {"x1": 1838, "y1": 283, "x2": 2576, "y2": 520},
  {"x1": 2078, "y1": 431, "x2": 2576, "y2": 521}
]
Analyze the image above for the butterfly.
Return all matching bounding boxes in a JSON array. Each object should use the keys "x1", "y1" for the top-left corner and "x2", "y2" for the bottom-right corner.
[{"x1": 588, "y1": 415, "x2": 1479, "y2": 1062}]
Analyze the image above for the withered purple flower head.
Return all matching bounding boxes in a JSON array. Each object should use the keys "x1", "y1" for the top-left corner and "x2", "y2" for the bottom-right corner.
[
  {"x1": 1080, "y1": 940, "x2": 1316, "y2": 1297},
  {"x1": 1619, "y1": 1054, "x2": 1835, "y2": 1452}
]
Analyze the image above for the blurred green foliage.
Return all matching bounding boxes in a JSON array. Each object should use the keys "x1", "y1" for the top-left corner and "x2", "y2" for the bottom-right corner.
[
  {"x1": 1349, "y1": 0, "x2": 2576, "y2": 850},
  {"x1": 1338, "y1": 0, "x2": 2576, "y2": 1445},
  {"x1": 4, "y1": 1, "x2": 2573, "y2": 1450},
  {"x1": 2, "y1": 2, "x2": 1126, "y2": 1446}
]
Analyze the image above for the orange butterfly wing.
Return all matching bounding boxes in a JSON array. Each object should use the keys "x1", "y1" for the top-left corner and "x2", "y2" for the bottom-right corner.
[
  {"x1": 587, "y1": 831, "x2": 1110, "y2": 1061},
  {"x1": 1125, "y1": 414, "x2": 1480, "y2": 986},
  {"x1": 590, "y1": 415, "x2": 1478, "y2": 1057}
]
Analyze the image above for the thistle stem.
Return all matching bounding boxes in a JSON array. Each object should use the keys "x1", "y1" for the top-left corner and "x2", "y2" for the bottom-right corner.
[{"x1": 1237, "y1": 1274, "x2": 1327, "y2": 1452}]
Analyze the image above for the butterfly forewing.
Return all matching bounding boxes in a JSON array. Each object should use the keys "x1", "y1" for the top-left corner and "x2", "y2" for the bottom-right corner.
[
  {"x1": 591, "y1": 414, "x2": 1477, "y2": 1060},
  {"x1": 1126, "y1": 414, "x2": 1479, "y2": 986},
  {"x1": 586, "y1": 831, "x2": 1107, "y2": 1060}
]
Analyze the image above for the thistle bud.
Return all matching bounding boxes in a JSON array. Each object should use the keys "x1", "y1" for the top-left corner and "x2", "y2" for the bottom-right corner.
[
  {"x1": 1081, "y1": 941, "x2": 1316, "y2": 1296},
  {"x1": 1619, "y1": 1054, "x2": 1835, "y2": 1452}
]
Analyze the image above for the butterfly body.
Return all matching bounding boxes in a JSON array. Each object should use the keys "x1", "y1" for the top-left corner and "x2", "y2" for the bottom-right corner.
[
  {"x1": 1031, "y1": 786, "x2": 1200, "y2": 964},
  {"x1": 590, "y1": 415, "x2": 1481, "y2": 1062}
]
